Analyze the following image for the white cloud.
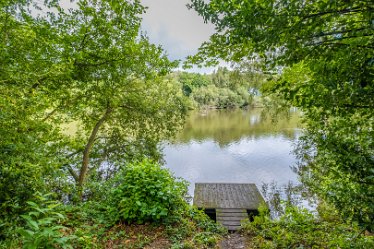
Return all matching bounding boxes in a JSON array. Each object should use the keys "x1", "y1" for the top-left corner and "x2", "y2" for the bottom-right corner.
[
  {"x1": 37, "y1": 0, "x2": 217, "y2": 72},
  {"x1": 141, "y1": 0, "x2": 215, "y2": 62}
]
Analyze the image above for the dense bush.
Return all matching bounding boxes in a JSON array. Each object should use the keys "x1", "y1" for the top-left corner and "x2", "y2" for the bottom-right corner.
[
  {"x1": 174, "y1": 67, "x2": 263, "y2": 109},
  {"x1": 191, "y1": 85, "x2": 250, "y2": 108},
  {"x1": 107, "y1": 160, "x2": 188, "y2": 224}
]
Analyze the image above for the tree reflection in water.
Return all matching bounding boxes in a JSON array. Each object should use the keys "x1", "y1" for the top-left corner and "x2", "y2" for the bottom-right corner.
[{"x1": 261, "y1": 181, "x2": 317, "y2": 219}]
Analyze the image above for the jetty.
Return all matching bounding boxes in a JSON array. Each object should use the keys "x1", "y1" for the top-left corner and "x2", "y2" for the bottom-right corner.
[{"x1": 193, "y1": 183, "x2": 265, "y2": 231}]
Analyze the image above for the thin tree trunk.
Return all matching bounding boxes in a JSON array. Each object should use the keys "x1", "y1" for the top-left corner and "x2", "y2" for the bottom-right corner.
[{"x1": 78, "y1": 107, "x2": 112, "y2": 191}]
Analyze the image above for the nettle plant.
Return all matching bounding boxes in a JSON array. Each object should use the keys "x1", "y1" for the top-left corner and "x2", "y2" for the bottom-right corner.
[{"x1": 107, "y1": 160, "x2": 188, "y2": 224}]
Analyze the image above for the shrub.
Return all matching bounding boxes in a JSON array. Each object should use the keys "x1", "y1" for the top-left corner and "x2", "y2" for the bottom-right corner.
[
  {"x1": 107, "y1": 159, "x2": 188, "y2": 224},
  {"x1": 17, "y1": 193, "x2": 73, "y2": 249}
]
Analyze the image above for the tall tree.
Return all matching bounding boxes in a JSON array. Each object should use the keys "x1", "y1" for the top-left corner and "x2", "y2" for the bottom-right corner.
[
  {"x1": 188, "y1": 0, "x2": 374, "y2": 230},
  {"x1": 0, "y1": 0, "x2": 186, "y2": 211},
  {"x1": 55, "y1": 0, "x2": 185, "y2": 195}
]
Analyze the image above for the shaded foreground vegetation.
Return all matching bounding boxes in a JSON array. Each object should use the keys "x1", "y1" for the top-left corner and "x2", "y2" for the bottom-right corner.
[
  {"x1": 242, "y1": 204, "x2": 373, "y2": 249},
  {"x1": 240, "y1": 182, "x2": 374, "y2": 248},
  {"x1": 1, "y1": 160, "x2": 226, "y2": 248}
]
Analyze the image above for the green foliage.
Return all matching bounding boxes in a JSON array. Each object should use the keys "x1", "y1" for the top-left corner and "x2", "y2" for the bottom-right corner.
[
  {"x1": 188, "y1": 0, "x2": 373, "y2": 67},
  {"x1": 0, "y1": 187, "x2": 225, "y2": 248},
  {"x1": 189, "y1": 0, "x2": 374, "y2": 230},
  {"x1": 178, "y1": 72, "x2": 210, "y2": 92},
  {"x1": 0, "y1": 0, "x2": 186, "y2": 206},
  {"x1": 107, "y1": 160, "x2": 188, "y2": 224},
  {"x1": 0, "y1": 8, "x2": 65, "y2": 228},
  {"x1": 174, "y1": 67, "x2": 265, "y2": 109},
  {"x1": 43, "y1": 190, "x2": 224, "y2": 248},
  {"x1": 273, "y1": 61, "x2": 374, "y2": 230},
  {"x1": 191, "y1": 85, "x2": 248, "y2": 108},
  {"x1": 53, "y1": 201, "x2": 225, "y2": 248},
  {"x1": 1, "y1": 0, "x2": 188, "y2": 243},
  {"x1": 167, "y1": 207, "x2": 226, "y2": 249},
  {"x1": 17, "y1": 193, "x2": 73, "y2": 249},
  {"x1": 243, "y1": 204, "x2": 374, "y2": 249}
]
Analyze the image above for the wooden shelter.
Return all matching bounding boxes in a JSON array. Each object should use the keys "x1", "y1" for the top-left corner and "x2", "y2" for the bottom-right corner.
[{"x1": 193, "y1": 183, "x2": 265, "y2": 231}]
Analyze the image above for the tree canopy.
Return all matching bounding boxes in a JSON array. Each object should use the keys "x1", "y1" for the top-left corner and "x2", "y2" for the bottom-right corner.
[
  {"x1": 172, "y1": 67, "x2": 265, "y2": 109},
  {"x1": 0, "y1": 0, "x2": 186, "y2": 223},
  {"x1": 188, "y1": 0, "x2": 374, "y2": 230}
]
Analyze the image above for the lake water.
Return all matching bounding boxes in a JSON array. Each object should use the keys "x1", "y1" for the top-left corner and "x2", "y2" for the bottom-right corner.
[{"x1": 162, "y1": 108, "x2": 302, "y2": 197}]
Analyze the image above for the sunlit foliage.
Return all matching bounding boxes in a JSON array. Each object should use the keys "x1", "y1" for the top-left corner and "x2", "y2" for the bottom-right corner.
[{"x1": 0, "y1": 0, "x2": 186, "y2": 233}]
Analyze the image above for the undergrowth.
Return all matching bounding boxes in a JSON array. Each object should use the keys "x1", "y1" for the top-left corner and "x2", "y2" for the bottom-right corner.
[
  {"x1": 242, "y1": 204, "x2": 374, "y2": 249},
  {"x1": 0, "y1": 160, "x2": 225, "y2": 248}
]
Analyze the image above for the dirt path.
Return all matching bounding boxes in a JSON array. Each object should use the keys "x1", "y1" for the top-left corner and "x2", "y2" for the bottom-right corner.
[{"x1": 219, "y1": 232, "x2": 250, "y2": 249}]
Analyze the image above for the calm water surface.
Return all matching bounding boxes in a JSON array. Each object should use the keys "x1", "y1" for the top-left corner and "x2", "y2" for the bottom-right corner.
[{"x1": 162, "y1": 109, "x2": 302, "y2": 196}]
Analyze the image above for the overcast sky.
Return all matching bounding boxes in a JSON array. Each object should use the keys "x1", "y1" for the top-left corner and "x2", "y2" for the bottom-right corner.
[{"x1": 141, "y1": 0, "x2": 216, "y2": 72}]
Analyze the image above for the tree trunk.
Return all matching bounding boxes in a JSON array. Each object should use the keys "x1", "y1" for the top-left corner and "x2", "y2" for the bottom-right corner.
[{"x1": 77, "y1": 107, "x2": 112, "y2": 192}]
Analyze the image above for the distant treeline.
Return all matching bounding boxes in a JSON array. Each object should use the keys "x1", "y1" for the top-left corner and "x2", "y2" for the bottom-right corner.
[{"x1": 171, "y1": 67, "x2": 265, "y2": 109}]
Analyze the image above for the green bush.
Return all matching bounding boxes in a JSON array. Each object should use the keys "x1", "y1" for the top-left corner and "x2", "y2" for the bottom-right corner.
[{"x1": 107, "y1": 160, "x2": 188, "y2": 224}]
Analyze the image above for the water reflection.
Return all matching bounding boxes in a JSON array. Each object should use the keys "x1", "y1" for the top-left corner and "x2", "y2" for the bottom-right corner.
[
  {"x1": 163, "y1": 108, "x2": 302, "y2": 196},
  {"x1": 261, "y1": 181, "x2": 317, "y2": 218},
  {"x1": 172, "y1": 109, "x2": 301, "y2": 146}
]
